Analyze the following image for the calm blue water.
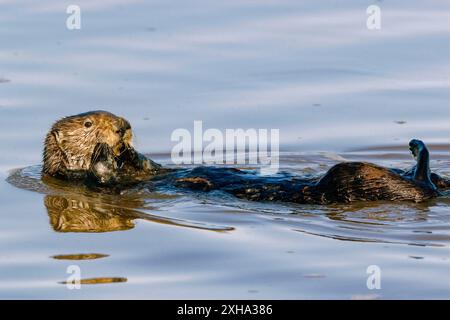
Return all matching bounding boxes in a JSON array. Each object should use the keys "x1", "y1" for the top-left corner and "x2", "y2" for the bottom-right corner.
[{"x1": 1, "y1": 0, "x2": 450, "y2": 299}]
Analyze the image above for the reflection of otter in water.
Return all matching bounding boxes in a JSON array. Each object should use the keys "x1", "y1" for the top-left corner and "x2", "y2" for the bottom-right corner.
[
  {"x1": 7, "y1": 167, "x2": 234, "y2": 233},
  {"x1": 45, "y1": 195, "x2": 136, "y2": 232},
  {"x1": 41, "y1": 111, "x2": 450, "y2": 204},
  {"x1": 44, "y1": 193, "x2": 233, "y2": 233}
]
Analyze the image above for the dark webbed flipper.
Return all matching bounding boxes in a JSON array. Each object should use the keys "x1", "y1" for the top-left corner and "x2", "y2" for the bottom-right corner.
[
  {"x1": 406, "y1": 139, "x2": 450, "y2": 192},
  {"x1": 408, "y1": 139, "x2": 435, "y2": 189},
  {"x1": 394, "y1": 140, "x2": 450, "y2": 190}
]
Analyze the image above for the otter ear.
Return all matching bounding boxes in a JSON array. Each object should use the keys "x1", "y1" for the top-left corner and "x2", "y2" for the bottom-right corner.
[{"x1": 52, "y1": 129, "x2": 64, "y2": 145}]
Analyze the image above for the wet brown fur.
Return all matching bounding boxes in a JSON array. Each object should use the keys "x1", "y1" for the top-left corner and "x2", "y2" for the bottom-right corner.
[
  {"x1": 301, "y1": 162, "x2": 440, "y2": 203},
  {"x1": 42, "y1": 111, "x2": 133, "y2": 177}
]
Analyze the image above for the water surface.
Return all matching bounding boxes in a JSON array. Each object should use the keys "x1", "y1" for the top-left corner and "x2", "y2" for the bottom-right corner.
[{"x1": 1, "y1": 0, "x2": 450, "y2": 299}]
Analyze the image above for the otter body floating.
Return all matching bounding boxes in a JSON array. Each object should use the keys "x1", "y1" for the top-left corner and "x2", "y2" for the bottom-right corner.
[{"x1": 41, "y1": 111, "x2": 448, "y2": 204}]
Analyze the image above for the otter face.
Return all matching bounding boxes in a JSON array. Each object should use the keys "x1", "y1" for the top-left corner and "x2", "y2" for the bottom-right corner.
[{"x1": 43, "y1": 110, "x2": 133, "y2": 176}]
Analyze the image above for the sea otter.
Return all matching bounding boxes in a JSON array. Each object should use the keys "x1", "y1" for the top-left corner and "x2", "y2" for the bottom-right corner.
[
  {"x1": 42, "y1": 111, "x2": 448, "y2": 204},
  {"x1": 42, "y1": 110, "x2": 162, "y2": 184}
]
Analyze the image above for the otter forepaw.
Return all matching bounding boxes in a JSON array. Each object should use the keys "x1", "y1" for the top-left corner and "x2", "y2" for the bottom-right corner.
[{"x1": 89, "y1": 143, "x2": 119, "y2": 185}]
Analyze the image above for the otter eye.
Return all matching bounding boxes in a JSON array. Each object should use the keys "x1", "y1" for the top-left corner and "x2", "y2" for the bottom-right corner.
[{"x1": 84, "y1": 121, "x2": 93, "y2": 128}]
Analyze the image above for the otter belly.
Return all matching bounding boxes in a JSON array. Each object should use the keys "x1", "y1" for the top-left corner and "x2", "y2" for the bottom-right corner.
[{"x1": 301, "y1": 162, "x2": 439, "y2": 204}]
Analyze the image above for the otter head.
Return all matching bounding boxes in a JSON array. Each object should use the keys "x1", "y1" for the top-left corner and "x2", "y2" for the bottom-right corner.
[{"x1": 42, "y1": 110, "x2": 133, "y2": 177}]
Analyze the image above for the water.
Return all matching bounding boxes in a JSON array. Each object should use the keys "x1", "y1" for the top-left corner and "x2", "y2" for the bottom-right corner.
[{"x1": 1, "y1": 0, "x2": 450, "y2": 299}]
